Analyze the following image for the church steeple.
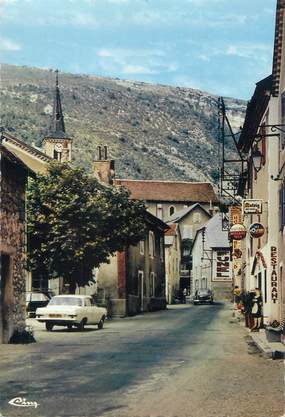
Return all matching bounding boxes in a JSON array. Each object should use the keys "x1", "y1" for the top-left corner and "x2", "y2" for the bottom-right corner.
[
  {"x1": 49, "y1": 70, "x2": 66, "y2": 138},
  {"x1": 42, "y1": 70, "x2": 72, "y2": 162}
]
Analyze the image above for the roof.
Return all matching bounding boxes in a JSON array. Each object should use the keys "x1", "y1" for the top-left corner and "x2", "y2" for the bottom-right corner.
[
  {"x1": 2, "y1": 132, "x2": 52, "y2": 162},
  {"x1": 115, "y1": 179, "x2": 219, "y2": 204},
  {"x1": 165, "y1": 223, "x2": 178, "y2": 236},
  {"x1": 0, "y1": 143, "x2": 31, "y2": 174},
  {"x1": 166, "y1": 203, "x2": 211, "y2": 223},
  {"x1": 238, "y1": 75, "x2": 272, "y2": 153},
  {"x1": 144, "y1": 210, "x2": 169, "y2": 232},
  {"x1": 272, "y1": 0, "x2": 285, "y2": 97},
  {"x1": 194, "y1": 213, "x2": 230, "y2": 250},
  {"x1": 48, "y1": 70, "x2": 68, "y2": 139}
]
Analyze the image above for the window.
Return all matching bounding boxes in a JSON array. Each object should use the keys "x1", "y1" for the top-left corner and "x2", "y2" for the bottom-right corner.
[
  {"x1": 160, "y1": 237, "x2": 164, "y2": 262},
  {"x1": 149, "y1": 231, "x2": 155, "y2": 258},
  {"x1": 281, "y1": 92, "x2": 285, "y2": 148},
  {"x1": 169, "y1": 206, "x2": 175, "y2": 216},
  {"x1": 280, "y1": 179, "x2": 285, "y2": 231},
  {"x1": 182, "y1": 225, "x2": 193, "y2": 240},
  {"x1": 156, "y1": 204, "x2": 163, "y2": 219},
  {"x1": 53, "y1": 150, "x2": 62, "y2": 161},
  {"x1": 150, "y1": 272, "x2": 156, "y2": 297},
  {"x1": 193, "y1": 212, "x2": 201, "y2": 223},
  {"x1": 138, "y1": 271, "x2": 144, "y2": 297},
  {"x1": 139, "y1": 240, "x2": 145, "y2": 255},
  {"x1": 85, "y1": 298, "x2": 92, "y2": 307}
]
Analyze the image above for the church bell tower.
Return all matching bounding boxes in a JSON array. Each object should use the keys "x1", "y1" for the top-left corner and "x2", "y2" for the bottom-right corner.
[{"x1": 42, "y1": 70, "x2": 72, "y2": 162}]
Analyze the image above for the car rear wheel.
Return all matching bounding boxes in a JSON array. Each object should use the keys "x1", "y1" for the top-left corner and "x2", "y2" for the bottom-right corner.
[
  {"x1": 98, "y1": 316, "x2": 105, "y2": 330},
  {"x1": 67, "y1": 324, "x2": 73, "y2": 330},
  {"x1": 46, "y1": 322, "x2": 54, "y2": 331}
]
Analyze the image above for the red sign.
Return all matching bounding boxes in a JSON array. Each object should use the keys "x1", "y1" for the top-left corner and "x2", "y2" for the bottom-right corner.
[{"x1": 229, "y1": 224, "x2": 247, "y2": 240}]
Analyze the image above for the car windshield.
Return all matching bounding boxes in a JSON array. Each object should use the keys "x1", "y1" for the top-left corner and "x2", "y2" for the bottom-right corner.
[
  {"x1": 26, "y1": 293, "x2": 49, "y2": 302},
  {"x1": 49, "y1": 297, "x2": 83, "y2": 306},
  {"x1": 198, "y1": 290, "x2": 211, "y2": 296}
]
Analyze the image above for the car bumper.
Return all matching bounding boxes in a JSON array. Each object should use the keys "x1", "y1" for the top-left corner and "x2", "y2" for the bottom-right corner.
[{"x1": 36, "y1": 317, "x2": 79, "y2": 326}]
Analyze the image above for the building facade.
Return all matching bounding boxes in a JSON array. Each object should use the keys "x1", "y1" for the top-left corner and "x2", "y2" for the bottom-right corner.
[
  {"x1": 191, "y1": 214, "x2": 232, "y2": 300},
  {"x1": 164, "y1": 224, "x2": 181, "y2": 304},
  {"x1": 237, "y1": 0, "x2": 285, "y2": 326},
  {"x1": 0, "y1": 145, "x2": 29, "y2": 343},
  {"x1": 94, "y1": 212, "x2": 168, "y2": 316}
]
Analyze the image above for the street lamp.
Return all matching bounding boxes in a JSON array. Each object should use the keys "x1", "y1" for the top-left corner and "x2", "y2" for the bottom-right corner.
[{"x1": 252, "y1": 146, "x2": 263, "y2": 172}]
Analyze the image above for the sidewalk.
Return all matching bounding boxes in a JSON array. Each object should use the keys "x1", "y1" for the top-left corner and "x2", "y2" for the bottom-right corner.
[
  {"x1": 248, "y1": 328, "x2": 285, "y2": 359},
  {"x1": 232, "y1": 312, "x2": 285, "y2": 359}
]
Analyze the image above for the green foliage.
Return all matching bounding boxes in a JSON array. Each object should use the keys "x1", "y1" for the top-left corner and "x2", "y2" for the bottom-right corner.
[{"x1": 27, "y1": 162, "x2": 147, "y2": 293}]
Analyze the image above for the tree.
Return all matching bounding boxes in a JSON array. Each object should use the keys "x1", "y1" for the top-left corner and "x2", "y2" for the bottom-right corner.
[{"x1": 27, "y1": 162, "x2": 147, "y2": 293}]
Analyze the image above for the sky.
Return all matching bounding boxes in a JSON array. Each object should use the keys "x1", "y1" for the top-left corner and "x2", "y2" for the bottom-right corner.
[{"x1": 0, "y1": 0, "x2": 277, "y2": 99}]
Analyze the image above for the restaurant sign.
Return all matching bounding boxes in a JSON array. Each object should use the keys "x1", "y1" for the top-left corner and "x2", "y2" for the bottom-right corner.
[
  {"x1": 271, "y1": 246, "x2": 278, "y2": 304},
  {"x1": 242, "y1": 199, "x2": 263, "y2": 215}
]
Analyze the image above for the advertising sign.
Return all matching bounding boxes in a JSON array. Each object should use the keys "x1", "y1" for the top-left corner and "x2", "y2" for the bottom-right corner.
[
  {"x1": 229, "y1": 224, "x2": 247, "y2": 240},
  {"x1": 213, "y1": 251, "x2": 231, "y2": 281},
  {"x1": 242, "y1": 199, "x2": 263, "y2": 215},
  {"x1": 249, "y1": 223, "x2": 265, "y2": 238},
  {"x1": 230, "y1": 205, "x2": 242, "y2": 225}
]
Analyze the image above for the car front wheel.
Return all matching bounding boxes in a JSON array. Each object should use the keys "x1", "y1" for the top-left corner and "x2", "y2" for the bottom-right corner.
[
  {"x1": 98, "y1": 316, "x2": 105, "y2": 330},
  {"x1": 46, "y1": 322, "x2": 54, "y2": 331},
  {"x1": 78, "y1": 318, "x2": 86, "y2": 331}
]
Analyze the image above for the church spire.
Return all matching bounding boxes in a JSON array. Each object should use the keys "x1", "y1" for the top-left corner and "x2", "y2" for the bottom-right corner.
[{"x1": 49, "y1": 69, "x2": 67, "y2": 138}]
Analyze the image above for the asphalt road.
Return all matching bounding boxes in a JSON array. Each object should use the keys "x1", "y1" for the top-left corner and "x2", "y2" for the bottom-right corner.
[{"x1": 0, "y1": 304, "x2": 283, "y2": 417}]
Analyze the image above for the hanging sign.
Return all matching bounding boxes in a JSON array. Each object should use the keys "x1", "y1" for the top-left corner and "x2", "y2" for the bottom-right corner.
[
  {"x1": 229, "y1": 224, "x2": 247, "y2": 240},
  {"x1": 249, "y1": 222, "x2": 265, "y2": 238},
  {"x1": 230, "y1": 206, "x2": 242, "y2": 225},
  {"x1": 242, "y1": 199, "x2": 263, "y2": 215}
]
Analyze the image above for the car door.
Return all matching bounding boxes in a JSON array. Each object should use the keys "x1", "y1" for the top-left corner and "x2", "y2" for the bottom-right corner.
[
  {"x1": 90, "y1": 298, "x2": 102, "y2": 323},
  {"x1": 83, "y1": 298, "x2": 95, "y2": 324}
]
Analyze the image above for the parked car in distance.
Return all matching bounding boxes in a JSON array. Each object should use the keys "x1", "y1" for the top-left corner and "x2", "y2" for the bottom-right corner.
[
  {"x1": 36, "y1": 295, "x2": 107, "y2": 331},
  {"x1": 26, "y1": 291, "x2": 51, "y2": 318},
  {"x1": 193, "y1": 289, "x2": 214, "y2": 305}
]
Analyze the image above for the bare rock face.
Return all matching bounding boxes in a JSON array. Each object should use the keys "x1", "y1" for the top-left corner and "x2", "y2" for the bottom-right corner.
[{"x1": 0, "y1": 64, "x2": 246, "y2": 184}]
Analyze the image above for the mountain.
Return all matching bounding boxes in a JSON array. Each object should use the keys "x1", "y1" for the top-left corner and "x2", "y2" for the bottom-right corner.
[{"x1": 0, "y1": 63, "x2": 246, "y2": 183}]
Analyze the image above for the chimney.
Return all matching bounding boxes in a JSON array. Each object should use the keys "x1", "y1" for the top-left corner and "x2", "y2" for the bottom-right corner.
[{"x1": 93, "y1": 145, "x2": 115, "y2": 185}]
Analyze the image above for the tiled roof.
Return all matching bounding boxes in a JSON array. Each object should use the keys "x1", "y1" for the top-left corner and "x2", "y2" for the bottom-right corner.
[
  {"x1": 2, "y1": 132, "x2": 52, "y2": 162},
  {"x1": 115, "y1": 179, "x2": 219, "y2": 204}
]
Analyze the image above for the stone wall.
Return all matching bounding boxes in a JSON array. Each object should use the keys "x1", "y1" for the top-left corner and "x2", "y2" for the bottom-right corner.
[{"x1": 0, "y1": 155, "x2": 27, "y2": 343}]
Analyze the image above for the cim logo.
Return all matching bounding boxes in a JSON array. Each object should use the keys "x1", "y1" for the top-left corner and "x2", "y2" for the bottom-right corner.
[{"x1": 8, "y1": 397, "x2": 39, "y2": 409}]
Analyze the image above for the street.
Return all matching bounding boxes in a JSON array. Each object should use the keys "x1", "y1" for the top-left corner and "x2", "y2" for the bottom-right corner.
[{"x1": 0, "y1": 303, "x2": 283, "y2": 417}]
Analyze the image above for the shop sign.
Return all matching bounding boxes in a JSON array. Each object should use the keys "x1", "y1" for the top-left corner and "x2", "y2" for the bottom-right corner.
[
  {"x1": 242, "y1": 199, "x2": 263, "y2": 215},
  {"x1": 230, "y1": 206, "x2": 242, "y2": 225},
  {"x1": 271, "y1": 246, "x2": 278, "y2": 304},
  {"x1": 214, "y1": 251, "x2": 231, "y2": 281},
  {"x1": 229, "y1": 224, "x2": 247, "y2": 240},
  {"x1": 249, "y1": 222, "x2": 265, "y2": 238}
]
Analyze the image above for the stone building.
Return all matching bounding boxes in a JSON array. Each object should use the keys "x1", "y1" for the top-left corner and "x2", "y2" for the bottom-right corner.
[{"x1": 0, "y1": 144, "x2": 29, "y2": 343}]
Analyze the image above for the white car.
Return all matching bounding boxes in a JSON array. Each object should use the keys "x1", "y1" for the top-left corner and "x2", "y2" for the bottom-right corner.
[{"x1": 36, "y1": 295, "x2": 107, "y2": 331}]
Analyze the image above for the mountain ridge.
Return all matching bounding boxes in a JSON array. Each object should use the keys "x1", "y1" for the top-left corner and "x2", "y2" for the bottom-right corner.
[{"x1": 0, "y1": 63, "x2": 246, "y2": 184}]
